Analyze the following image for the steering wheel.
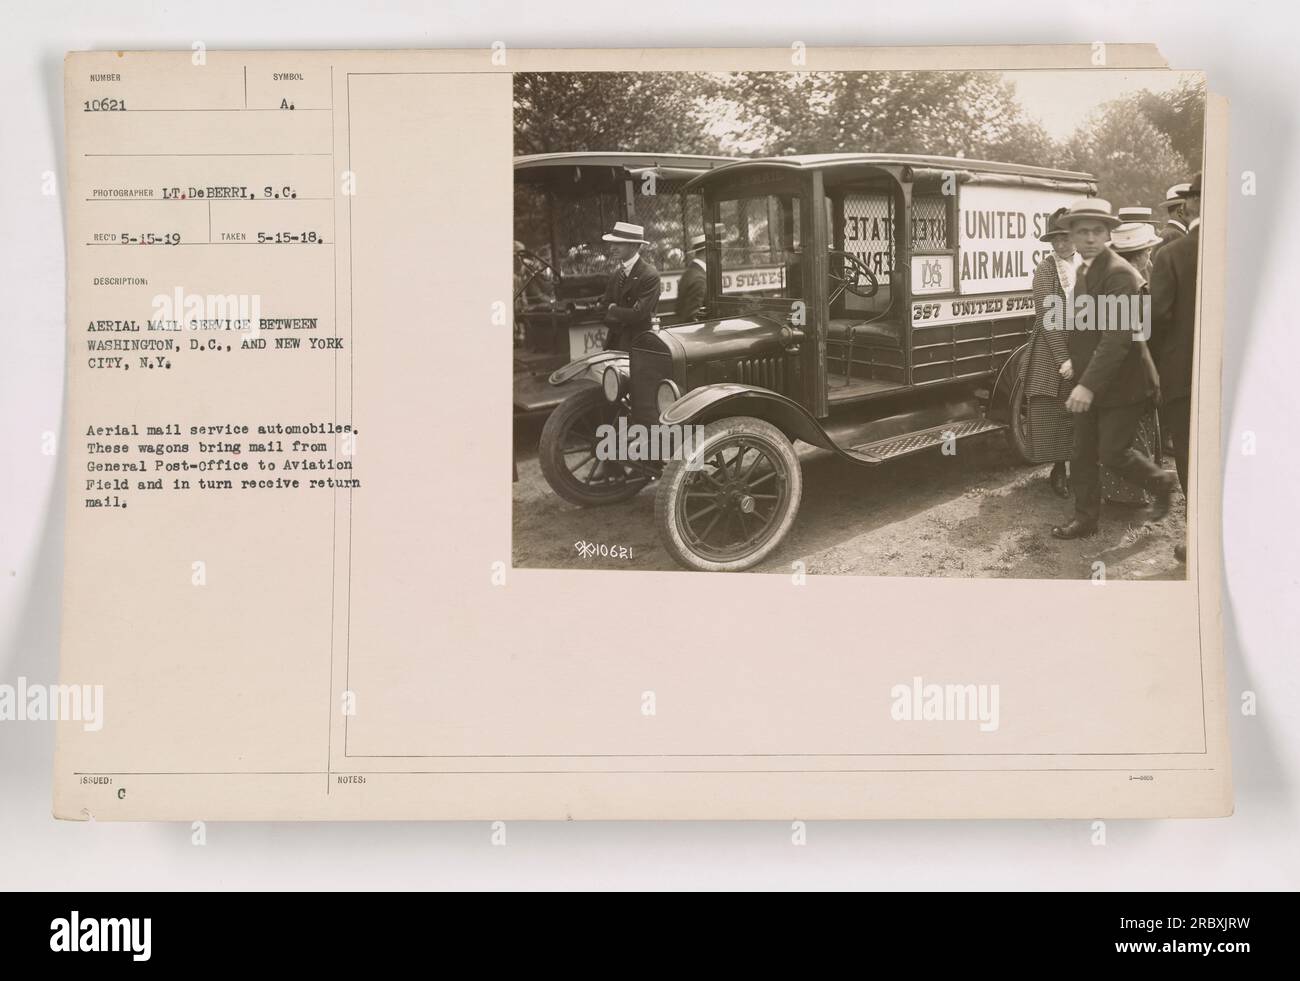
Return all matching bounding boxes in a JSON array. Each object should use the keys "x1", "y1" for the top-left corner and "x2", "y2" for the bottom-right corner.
[
  {"x1": 514, "y1": 248, "x2": 561, "y2": 303},
  {"x1": 827, "y1": 249, "x2": 880, "y2": 305}
]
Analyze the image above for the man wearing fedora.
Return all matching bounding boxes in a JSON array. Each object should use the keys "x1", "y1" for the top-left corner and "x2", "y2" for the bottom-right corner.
[
  {"x1": 674, "y1": 232, "x2": 708, "y2": 323},
  {"x1": 1155, "y1": 182, "x2": 1191, "y2": 255},
  {"x1": 1051, "y1": 199, "x2": 1178, "y2": 541},
  {"x1": 599, "y1": 221, "x2": 662, "y2": 352},
  {"x1": 1150, "y1": 173, "x2": 1201, "y2": 562}
]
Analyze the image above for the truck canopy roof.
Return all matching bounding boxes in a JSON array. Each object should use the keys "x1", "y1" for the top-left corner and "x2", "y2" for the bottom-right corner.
[
  {"x1": 515, "y1": 152, "x2": 737, "y2": 182},
  {"x1": 684, "y1": 153, "x2": 1096, "y2": 191}
]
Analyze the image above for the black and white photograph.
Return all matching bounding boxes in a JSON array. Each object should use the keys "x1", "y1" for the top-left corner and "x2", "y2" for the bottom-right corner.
[{"x1": 512, "y1": 69, "x2": 1206, "y2": 577}]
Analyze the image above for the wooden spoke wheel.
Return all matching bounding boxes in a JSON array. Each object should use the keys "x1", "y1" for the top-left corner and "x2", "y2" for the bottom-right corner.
[
  {"x1": 655, "y1": 417, "x2": 802, "y2": 572},
  {"x1": 538, "y1": 387, "x2": 653, "y2": 507}
]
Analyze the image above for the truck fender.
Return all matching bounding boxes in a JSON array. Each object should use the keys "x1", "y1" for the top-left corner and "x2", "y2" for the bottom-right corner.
[
  {"x1": 659, "y1": 384, "x2": 837, "y2": 452},
  {"x1": 548, "y1": 350, "x2": 628, "y2": 387}
]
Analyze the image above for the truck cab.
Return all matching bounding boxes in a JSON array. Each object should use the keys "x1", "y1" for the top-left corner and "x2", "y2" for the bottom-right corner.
[{"x1": 512, "y1": 152, "x2": 735, "y2": 414}]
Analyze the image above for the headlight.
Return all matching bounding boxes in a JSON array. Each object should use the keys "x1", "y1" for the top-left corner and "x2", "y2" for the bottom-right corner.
[
  {"x1": 602, "y1": 365, "x2": 625, "y2": 403},
  {"x1": 656, "y1": 379, "x2": 681, "y2": 415}
]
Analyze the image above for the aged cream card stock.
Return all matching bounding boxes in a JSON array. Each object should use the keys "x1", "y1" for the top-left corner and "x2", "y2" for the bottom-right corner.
[{"x1": 54, "y1": 46, "x2": 1229, "y2": 819}]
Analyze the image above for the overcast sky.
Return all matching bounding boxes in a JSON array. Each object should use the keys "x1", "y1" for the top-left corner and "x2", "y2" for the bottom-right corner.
[{"x1": 1004, "y1": 69, "x2": 1202, "y2": 139}]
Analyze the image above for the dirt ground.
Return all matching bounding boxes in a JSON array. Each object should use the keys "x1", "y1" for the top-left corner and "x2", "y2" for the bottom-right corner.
[{"x1": 512, "y1": 416, "x2": 1186, "y2": 581}]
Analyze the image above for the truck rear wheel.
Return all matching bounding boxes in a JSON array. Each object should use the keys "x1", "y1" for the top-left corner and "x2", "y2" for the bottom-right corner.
[
  {"x1": 655, "y1": 417, "x2": 802, "y2": 572},
  {"x1": 1006, "y1": 376, "x2": 1032, "y2": 463},
  {"x1": 539, "y1": 387, "x2": 650, "y2": 507}
]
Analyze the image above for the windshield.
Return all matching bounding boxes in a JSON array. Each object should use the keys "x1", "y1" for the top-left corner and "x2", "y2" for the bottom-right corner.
[{"x1": 718, "y1": 193, "x2": 802, "y2": 299}]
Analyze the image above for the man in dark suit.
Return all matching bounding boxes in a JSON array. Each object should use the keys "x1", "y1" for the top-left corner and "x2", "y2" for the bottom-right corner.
[
  {"x1": 673, "y1": 233, "x2": 707, "y2": 323},
  {"x1": 1150, "y1": 173, "x2": 1201, "y2": 542},
  {"x1": 599, "y1": 221, "x2": 661, "y2": 351},
  {"x1": 1052, "y1": 199, "x2": 1178, "y2": 540},
  {"x1": 1154, "y1": 182, "x2": 1190, "y2": 256}
]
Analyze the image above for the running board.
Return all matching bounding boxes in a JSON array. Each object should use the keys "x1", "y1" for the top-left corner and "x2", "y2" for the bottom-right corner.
[{"x1": 844, "y1": 417, "x2": 1005, "y2": 464}]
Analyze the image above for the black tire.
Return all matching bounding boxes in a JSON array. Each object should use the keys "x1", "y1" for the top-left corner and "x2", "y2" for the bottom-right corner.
[
  {"x1": 538, "y1": 387, "x2": 651, "y2": 507},
  {"x1": 1143, "y1": 406, "x2": 1163, "y2": 467},
  {"x1": 654, "y1": 416, "x2": 802, "y2": 572},
  {"x1": 1006, "y1": 376, "x2": 1032, "y2": 463}
]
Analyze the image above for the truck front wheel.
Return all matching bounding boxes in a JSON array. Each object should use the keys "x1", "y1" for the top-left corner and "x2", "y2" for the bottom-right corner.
[{"x1": 655, "y1": 416, "x2": 802, "y2": 572}]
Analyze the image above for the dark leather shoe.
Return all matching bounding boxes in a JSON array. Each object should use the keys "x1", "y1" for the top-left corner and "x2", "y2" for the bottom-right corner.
[
  {"x1": 1147, "y1": 473, "x2": 1178, "y2": 522},
  {"x1": 1174, "y1": 543, "x2": 1186, "y2": 563},
  {"x1": 1049, "y1": 463, "x2": 1069, "y2": 498},
  {"x1": 1051, "y1": 518, "x2": 1098, "y2": 540}
]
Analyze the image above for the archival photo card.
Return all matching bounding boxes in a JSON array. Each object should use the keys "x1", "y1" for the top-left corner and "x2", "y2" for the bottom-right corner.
[{"x1": 53, "y1": 45, "x2": 1229, "y2": 820}]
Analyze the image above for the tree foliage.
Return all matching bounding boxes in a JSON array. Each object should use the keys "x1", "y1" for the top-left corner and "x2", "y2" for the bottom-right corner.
[
  {"x1": 1059, "y1": 94, "x2": 1196, "y2": 208},
  {"x1": 514, "y1": 71, "x2": 1203, "y2": 209},
  {"x1": 513, "y1": 72, "x2": 721, "y2": 156},
  {"x1": 1132, "y1": 76, "x2": 1206, "y2": 171},
  {"x1": 705, "y1": 71, "x2": 1056, "y2": 165}
]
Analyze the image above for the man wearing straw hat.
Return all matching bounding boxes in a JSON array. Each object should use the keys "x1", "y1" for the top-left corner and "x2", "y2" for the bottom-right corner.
[
  {"x1": 674, "y1": 232, "x2": 708, "y2": 323},
  {"x1": 1050, "y1": 199, "x2": 1178, "y2": 541},
  {"x1": 1111, "y1": 221, "x2": 1163, "y2": 284},
  {"x1": 1117, "y1": 206, "x2": 1157, "y2": 228},
  {"x1": 1101, "y1": 220, "x2": 1166, "y2": 507},
  {"x1": 598, "y1": 220, "x2": 662, "y2": 351},
  {"x1": 1150, "y1": 173, "x2": 1202, "y2": 563}
]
